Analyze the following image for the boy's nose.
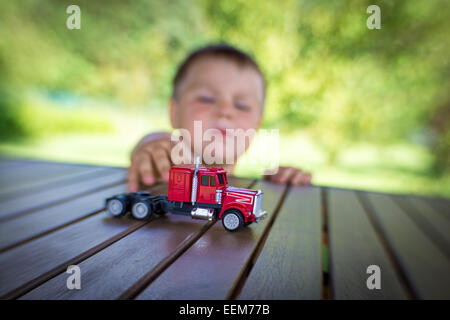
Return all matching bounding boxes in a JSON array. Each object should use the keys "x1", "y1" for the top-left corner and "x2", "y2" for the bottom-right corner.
[{"x1": 217, "y1": 99, "x2": 235, "y2": 119}]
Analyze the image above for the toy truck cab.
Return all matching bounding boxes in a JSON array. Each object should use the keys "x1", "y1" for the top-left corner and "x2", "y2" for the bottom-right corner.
[
  {"x1": 167, "y1": 166, "x2": 228, "y2": 205},
  {"x1": 167, "y1": 164, "x2": 266, "y2": 231}
]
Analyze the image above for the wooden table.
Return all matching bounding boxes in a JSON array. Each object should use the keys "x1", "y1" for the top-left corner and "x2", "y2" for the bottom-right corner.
[{"x1": 0, "y1": 158, "x2": 448, "y2": 300}]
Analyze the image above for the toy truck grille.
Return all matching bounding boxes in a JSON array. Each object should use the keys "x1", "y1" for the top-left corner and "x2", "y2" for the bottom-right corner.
[{"x1": 253, "y1": 190, "x2": 266, "y2": 220}]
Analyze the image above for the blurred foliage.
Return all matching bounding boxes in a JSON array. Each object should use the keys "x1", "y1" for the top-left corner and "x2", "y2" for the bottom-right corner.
[{"x1": 0, "y1": 0, "x2": 449, "y2": 194}]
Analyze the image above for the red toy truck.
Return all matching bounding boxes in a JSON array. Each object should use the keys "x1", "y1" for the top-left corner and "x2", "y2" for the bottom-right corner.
[{"x1": 105, "y1": 160, "x2": 266, "y2": 232}]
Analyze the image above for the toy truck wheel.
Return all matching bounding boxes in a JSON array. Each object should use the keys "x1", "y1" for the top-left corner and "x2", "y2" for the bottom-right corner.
[
  {"x1": 131, "y1": 200, "x2": 152, "y2": 220},
  {"x1": 106, "y1": 198, "x2": 127, "y2": 217},
  {"x1": 222, "y1": 210, "x2": 244, "y2": 232}
]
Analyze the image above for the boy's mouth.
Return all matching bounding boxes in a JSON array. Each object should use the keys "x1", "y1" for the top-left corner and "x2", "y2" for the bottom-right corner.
[
  {"x1": 206, "y1": 127, "x2": 231, "y2": 137},
  {"x1": 217, "y1": 128, "x2": 228, "y2": 136},
  {"x1": 205, "y1": 126, "x2": 238, "y2": 139}
]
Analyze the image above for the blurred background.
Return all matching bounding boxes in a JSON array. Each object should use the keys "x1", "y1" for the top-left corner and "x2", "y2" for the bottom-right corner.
[{"x1": 0, "y1": 0, "x2": 449, "y2": 197}]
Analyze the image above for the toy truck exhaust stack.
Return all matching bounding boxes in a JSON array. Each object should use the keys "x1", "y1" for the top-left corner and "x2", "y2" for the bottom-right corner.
[{"x1": 106, "y1": 159, "x2": 266, "y2": 232}]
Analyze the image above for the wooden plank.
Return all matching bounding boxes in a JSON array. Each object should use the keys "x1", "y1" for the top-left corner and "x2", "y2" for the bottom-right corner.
[
  {"x1": 0, "y1": 214, "x2": 137, "y2": 297},
  {"x1": 0, "y1": 158, "x2": 107, "y2": 168},
  {"x1": 20, "y1": 213, "x2": 207, "y2": 299},
  {"x1": 135, "y1": 181, "x2": 285, "y2": 300},
  {"x1": 20, "y1": 178, "x2": 254, "y2": 299},
  {"x1": 328, "y1": 189, "x2": 408, "y2": 299},
  {"x1": 0, "y1": 162, "x2": 97, "y2": 194},
  {"x1": 0, "y1": 158, "x2": 34, "y2": 169},
  {"x1": 238, "y1": 186, "x2": 322, "y2": 299},
  {"x1": 0, "y1": 181, "x2": 166, "y2": 298},
  {"x1": 0, "y1": 167, "x2": 108, "y2": 200},
  {"x1": 364, "y1": 192, "x2": 450, "y2": 299},
  {"x1": 393, "y1": 196, "x2": 450, "y2": 257},
  {"x1": 0, "y1": 183, "x2": 127, "y2": 252},
  {"x1": 0, "y1": 159, "x2": 97, "y2": 177},
  {"x1": 424, "y1": 198, "x2": 450, "y2": 220},
  {"x1": 0, "y1": 169, "x2": 126, "y2": 221}
]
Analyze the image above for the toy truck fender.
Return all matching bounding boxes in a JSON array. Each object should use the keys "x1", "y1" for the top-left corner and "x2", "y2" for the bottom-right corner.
[{"x1": 218, "y1": 203, "x2": 252, "y2": 222}]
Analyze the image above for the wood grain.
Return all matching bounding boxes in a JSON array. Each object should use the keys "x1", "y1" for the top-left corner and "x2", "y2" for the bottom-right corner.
[
  {"x1": 0, "y1": 158, "x2": 30, "y2": 168},
  {"x1": 364, "y1": 192, "x2": 450, "y2": 299},
  {"x1": 0, "y1": 169, "x2": 126, "y2": 221},
  {"x1": 392, "y1": 195, "x2": 450, "y2": 257},
  {"x1": 2, "y1": 159, "x2": 448, "y2": 300},
  {"x1": 134, "y1": 181, "x2": 285, "y2": 300},
  {"x1": 237, "y1": 186, "x2": 322, "y2": 299},
  {"x1": 327, "y1": 189, "x2": 408, "y2": 299},
  {"x1": 0, "y1": 162, "x2": 100, "y2": 195},
  {"x1": 0, "y1": 183, "x2": 128, "y2": 252},
  {"x1": 424, "y1": 198, "x2": 449, "y2": 220},
  {"x1": 20, "y1": 178, "x2": 252, "y2": 299},
  {"x1": 21, "y1": 215, "x2": 209, "y2": 299},
  {"x1": 0, "y1": 213, "x2": 141, "y2": 297},
  {"x1": 0, "y1": 167, "x2": 108, "y2": 201}
]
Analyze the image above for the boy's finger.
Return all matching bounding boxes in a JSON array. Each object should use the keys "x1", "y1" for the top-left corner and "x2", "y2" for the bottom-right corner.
[
  {"x1": 265, "y1": 172, "x2": 277, "y2": 182},
  {"x1": 268, "y1": 168, "x2": 281, "y2": 182},
  {"x1": 268, "y1": 168, "x2": 286, "y2": 183},
  {"x1": 159, "y1": 139, "x2": 174, "y2": 155},
  {"x1": 301, "y1": 172, "x2": 312, "y2": 185},
  {"x1": 151, "y1": 148, "x2": 171, "y2": 182},
  {"x1": 138, "y1": 152, "x2": 155, "y2": 186},
  {"x1": 127, "y1": 166, "x2": 138, "y2": 192},
  {"x1": 278, "y1": 167, "x2": 295, "y2": 183},
  {"x1": 291, "y1": 170, "x2": 304, "y2": 186}
]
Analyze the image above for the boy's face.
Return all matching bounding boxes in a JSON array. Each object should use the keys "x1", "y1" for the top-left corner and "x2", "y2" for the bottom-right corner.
[{"x1": 170, "y1": 56, "x2": 264, "y2": 165}]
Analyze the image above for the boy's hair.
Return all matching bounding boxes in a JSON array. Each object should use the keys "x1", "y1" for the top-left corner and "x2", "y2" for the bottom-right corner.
[{"x1": 172, "y1": 43, "x2": 265, "y2": 104}]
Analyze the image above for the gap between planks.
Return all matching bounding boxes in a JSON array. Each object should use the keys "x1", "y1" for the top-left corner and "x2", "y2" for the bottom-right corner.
[
  {"x1": 321, "y1": 188, "x2": 333, "y2": 300},
  {"x1": 389, "y1": 195, "x2": 450, "y2": 259},
  {"x1": 117, "y1": 179, "x2": 258, "y2": 300},
  {"x1": 0, "y1": 182, "x2": 167, "y2": 254},
  {"x1": 2, "y1": 176, "x2": 255, "y2": 300},
  {"x1": 118, "y1": 220, "x2": 217, "y2": 300},
  {"x1": 0, "y1": 208, "x2": 105, "y2": 254},
  {"x1": 1, "y1": 219, "x2": 151, "y2": 300},
  {"x1": 356, "y1": 191, "x2": 417, "y2": 299},
  {"x1": 0, "y1": 167, "x2": 110, "y2": 202},
  {"x1": 225, "y1": 183, "x2": 291, "y2": 300},
  {"x1": 0, "y1": 178, "x2": 127, "y2": 223},
  {"x1": 0, "y1": 182, "x2": 168, "y2": 298}
]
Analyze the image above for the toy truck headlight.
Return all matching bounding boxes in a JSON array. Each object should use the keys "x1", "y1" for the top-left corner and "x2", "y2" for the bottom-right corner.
[{"x1": 215, "y1": 189, "x2": 222, "y2": 204}]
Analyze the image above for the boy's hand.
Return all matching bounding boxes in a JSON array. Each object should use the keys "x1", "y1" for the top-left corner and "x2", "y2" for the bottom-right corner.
[
  {"x1": 264, "y1": 166, "x2": 312, "y2": 186},
  {"x1": 128, "y1": 132, "x2": 173, "y2": 192}
]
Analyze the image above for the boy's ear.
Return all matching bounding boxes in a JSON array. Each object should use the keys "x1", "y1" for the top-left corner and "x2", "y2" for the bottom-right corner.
[{"x1": 169, "y1": 98, "x2": 179, "y2": 128}]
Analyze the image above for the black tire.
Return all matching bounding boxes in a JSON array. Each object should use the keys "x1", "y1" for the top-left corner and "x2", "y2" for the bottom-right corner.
[
  {"x1": 131, "y1": 199, "x2": 153, "y2": 220},
  {"x1": 106, "y1": 197, "x2": 127, "y2": 217},
  {"x1": 222, "y1": 209, "x2": 244, "y2": 232}
]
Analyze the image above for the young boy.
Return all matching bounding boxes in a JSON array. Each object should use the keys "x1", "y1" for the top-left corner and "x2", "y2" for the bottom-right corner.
[{"x1": 128, "y1": 44, "x2": 312, "y2": 192}]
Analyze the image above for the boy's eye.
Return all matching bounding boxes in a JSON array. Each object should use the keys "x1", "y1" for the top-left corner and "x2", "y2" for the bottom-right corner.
[
  {"x1": 235, "y1": 101, "x2": 251, "y2": 111},
  {"x1": 197, "y1": 95, "x2": 215, "y2": 104}
]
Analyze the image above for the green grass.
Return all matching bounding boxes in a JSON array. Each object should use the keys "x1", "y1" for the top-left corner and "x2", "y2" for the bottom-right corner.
[{"x1": 1, "y1": 106, "x2": 448, "y2": 199}]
